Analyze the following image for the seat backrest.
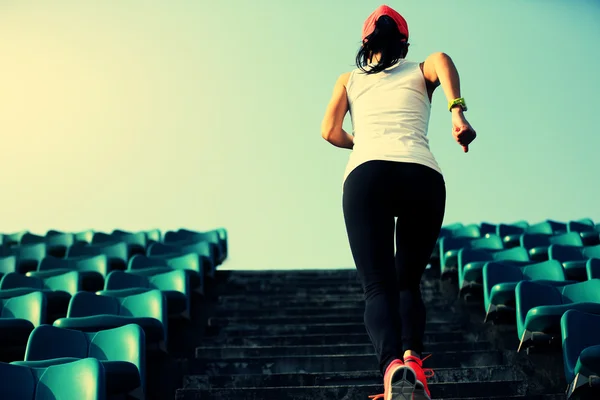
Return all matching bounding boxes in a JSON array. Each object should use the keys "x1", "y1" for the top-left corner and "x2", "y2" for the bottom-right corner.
[
  {"x1": 39, "y1": 255, "x2": 108, "y2": 277},
  {"x1": 522, "y1": 260, "x2": 566, "y2": 281},
  {"x1": 0, "y1": 273, "x2": 44, "y2": 290},
  {"x1": 119, "y1": 290, "x2": 166, "y2": 322},
  {"x1": 479, "y1": 223, "x2": 497, "y2": 237},
  {"x1": 458, "y1": 248, "x2": 494, "y2": 266},
  {"x1": 88, "y1": 324, "x2": 145, "y2": 391},
  {"x1": 0, "y1": 291, "x2": 46, "y2": 326},
  {"x1": 34, "y1": 358, "x2": 105, "y2": 400},
  {"x1": 43, "y1": 271, "x2": 80, "y2": 296},
  {"x1": 68, "y1": 242, "x2": 127, "y2": 262},
  {"x1": 67, "y1": 292, "x2": 120, "y2": 317},
  {"x1": 520, "y1": 233, "x2": 551, "y2": 250},
  {"x1": 10, "y1": 243, "x2": 47, "y2": 261},
  {"x1": 550, "y1": 232, "x2": 583, "y2": 247},
  {"x1": 111, "y1": 232, "x2": 146, "y2": 248},
  {"x1": 105, "y1": 271, "x2": 149, "y2": 290},
  {"x1": 587, "y1": 259, "x2": 600, "y2": 280},
  {"x1": 469, "y1": 235, "x2": 503, "y2": 250},
  {"x1": 560, "y1": 309, "x2": 600, "y2": 382},
  {"x1": 561, "y1": 279, "x2": 600, "y2": 304},
  {"x1": 525, "y1": 221, "x2": 555, "y2": 235},
  {"x1": 163, "y1": 252, "x2": 201, "y2": 273},
  {"x1": 440, "y1": 236, "x2": 474, "y2": 254},
  {"x1": 144, "y1": 229, "x2": 162, "y2": 243},
  {"x1": 147, "y1": 242, "x2": 180, "y2": 256},
  {"x1": 568, "y1": 220, "x2": 595, "y2": 233},
  {"x1": 0, "y1": 361, "x2": 36, "y2": 399},
  {"x1": 74, "y1": 230, "x2": 94, "y2": 244},
  {"x1": 24, "y1": 325, "x2": 88, "y2": 360},
  {"x1": 496, "y1": 223, "x2": 527, "y2": 237},
  {"x1": 128, "y1": 254, "x2": 169, "y2": 270},
  {"x1": 492, "y1": 247, "x2": 530, "y2": 262},
  {"x1": 583, "y1": 244, "x2": 600, "y2": 259},
  {"x1": 451, "y1": 224, "x2": 481, "y2": 238},
  {"x1": 149, "y1": 270, "x2": 188, "y2": 293},
  {"x1": 483, "y1": 262, "x2": 524, "y2": 306},
  {"x1": 0, "y1": 255, "x2": 17, "y2": 276}
]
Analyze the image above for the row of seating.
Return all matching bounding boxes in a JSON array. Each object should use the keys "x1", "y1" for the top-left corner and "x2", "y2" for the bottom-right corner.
[
  {"x1": 0, "y1": 227, "x2": 227, "y2": 400},
  {"x1": 432, "y1": 219, "x2": 600, "y2": 399}
]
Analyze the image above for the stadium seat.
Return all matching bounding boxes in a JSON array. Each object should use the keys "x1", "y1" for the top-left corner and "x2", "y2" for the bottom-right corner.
[
  {"x1": 526, "y1": 232, "x2": 584, "y2": 262},
  {"x1": 74, "y1": 230, "x2": 94, "y2": 245},
  {"x1": 67, "y1": 241, "x2": 128, "y2": 271},
  {"x1": 457, "y1": 247, "x2": 530, "y2": 297},
  {"x1": 0, "y1": 357, "x2": 106, "y2": 400},
  {"x1": 515, "y1": 279, "x2": 600, "y2": 352},
  {"x1": 441, "y1": 235, "x2": 504, "y2": 278},
  {"x1": 0, "y1": 271, "x2": 80, "y2": 320},
  {"x1": 12, "y1": 324, "x2": 145, "y2": 399},
  {"x1": 482, "y1": 260, "x2": 577, "y2": 322},
  {"x1": 21, "y1": 232, "x2": 74, "y2": 258},
  {"x1": 568, "y1": 220, "x2": 600, "y2": 246},
  {"x1": 148, "y1": 240, "x2": 216, "y2": 278},
  {"x1": 165, "y1": 228, "x2": 226, "y2": 265},
  {"x1": 53, "y1": 290, "x2": 167, "y2": 352},
  {"x1": 128, "y1": 253, "x2": 204, "y2": 295},
  {"x1": 586, "y1": 258, "x2": 600, "y2": 279},
  {"x1": 98, "y1": 270, "x2": 190, "y2": 318},
  {"x1": 28, "y1": 254, "x2": 108, "y2": 292},
  {"x1": 560, "y1": 309, "x2": 600, "y2": 399},
  {"x1": 0, "y1": 255, "x2": 17, "y2": 280},
  {"x1": 1, "y1": 230, "x2": 28, "y2": 247},
  {"x1": 0, "y1": 243, "x2": 47, "y2": 274},
  {"x1": 549, "y1": 244, "x2": 600, "y2": 281},
  {"x1": 93, "y1": 231, "x2": 147, "y2": 258},
  {"x1": 501, "y1": 220, "x2": 566, "y2": 249},
  {"x1": 0, "y1": 292, "x2": 47, "y2": 351}
]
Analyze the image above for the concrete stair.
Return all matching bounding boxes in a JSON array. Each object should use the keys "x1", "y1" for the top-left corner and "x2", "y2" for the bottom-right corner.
[{"x1": 175, "y1": 269, "x2": 568, "y2": 399}]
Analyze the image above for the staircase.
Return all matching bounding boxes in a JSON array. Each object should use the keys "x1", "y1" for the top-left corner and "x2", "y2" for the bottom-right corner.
[{"x1": 175, "y1": 269, "x2": 567, "y2": 399}]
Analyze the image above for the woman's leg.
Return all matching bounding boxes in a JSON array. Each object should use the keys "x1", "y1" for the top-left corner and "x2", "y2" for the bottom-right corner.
[
  {"x1": 392, "y1": 163, "x2": 446, "y2": 356},
  {"x1": 342, "y1": 161, "x2": 402, "y2": 376}
]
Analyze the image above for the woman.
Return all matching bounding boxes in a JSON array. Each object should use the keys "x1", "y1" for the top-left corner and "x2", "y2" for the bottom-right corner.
[{"x1": 320, "y1": 5, "x2": 477, "y2": 400}]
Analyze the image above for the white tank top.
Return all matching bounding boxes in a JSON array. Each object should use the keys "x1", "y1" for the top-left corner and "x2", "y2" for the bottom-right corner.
[{"x1": 342, "y1": 59, "x2": 443, "y2": 189}]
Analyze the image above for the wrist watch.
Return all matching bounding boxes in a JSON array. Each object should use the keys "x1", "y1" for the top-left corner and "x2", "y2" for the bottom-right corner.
[{"x1": 448, "y1": 97, "x2": 467, "y2": 112}]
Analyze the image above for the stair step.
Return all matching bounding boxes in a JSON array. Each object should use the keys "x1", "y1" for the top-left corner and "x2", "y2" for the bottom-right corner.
[
  {"x1": 210, "y1": 322, "x2": 466, "y2": 336},
  {"x1": 204, "y1": 331, "x2": 483, "y2": 346},
  {"x1": 176, "y1": 380, "x2": 527, "y2": 400},
  {"x1": 196, "y1": 341, "x2": 493, "y2": 358},
  {"x1": 184, "y1": 365, "x2": 521, "y2": 388},
  {"x1": 208, "y1": 314, "x2": 464, "y2": 327},
  {"x1": 191, "y1": 350, "x2": 508, "y2": 374},
  {"x1": 216, "y1": 298, "x2": 455, "y2": 309}
]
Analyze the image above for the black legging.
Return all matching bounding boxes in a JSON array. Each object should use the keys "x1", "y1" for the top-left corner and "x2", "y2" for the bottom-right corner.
[{"x1": 342, "y1": 160, "x2": 446, "y2": 376}]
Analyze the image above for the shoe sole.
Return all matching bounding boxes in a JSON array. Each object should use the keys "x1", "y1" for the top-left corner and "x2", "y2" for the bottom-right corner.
[
  {"x1": 390, "y1": 365, "x2": 417, "y2": 400},
  {"x1": 413, "y1": 382, "x2": 432, "y2": 400}
]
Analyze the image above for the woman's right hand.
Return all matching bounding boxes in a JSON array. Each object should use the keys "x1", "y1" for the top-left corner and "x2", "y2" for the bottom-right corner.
[{"x1": 451, "y1": 110, "x2": 476, "y2": 153}]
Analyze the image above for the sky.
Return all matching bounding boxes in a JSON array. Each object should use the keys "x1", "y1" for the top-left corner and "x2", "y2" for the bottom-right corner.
[{"x1": 1, "y1": 0, "x2": 599, "y2": 270}]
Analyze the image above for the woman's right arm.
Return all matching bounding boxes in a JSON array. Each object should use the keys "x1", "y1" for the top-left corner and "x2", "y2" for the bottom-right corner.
[{"x1": 423, "y1": 52, "x2": 476, "y2": 153}]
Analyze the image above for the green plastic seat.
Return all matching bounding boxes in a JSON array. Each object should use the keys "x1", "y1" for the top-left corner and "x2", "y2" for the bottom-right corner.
[
  {"x1": 149, "y1": 240, "x2": 216, "y2": 278},
  {"x1": 93, "y1": 232, "x2": 147, "y2": 259},
  {"x1": 549, "y1": 244, "x2": 598, "y2": 281},
  {"x1": 568, "y1": 220, "x2": 600, "y2": 246},
  {"x1": 0, "y1": 271, "x2": 80, "y2": 320},
  {"x1": 128, "y1": 253, "x2": 203, "y2": 294},
  {"x1": 0, "y1": 357, "x2": 106, "y2": 400},
  {"x1": 0, "y1": 243, "x2": 47, "y2": 274},
  {"x1": 482, "y1": 260, "x2": 576, "y2": 322},
  {"x1": 1, "y1": 230, "x2": 29, "y2": 246},
  {"x1": 28, "y1": 255, "x2": 108, "y2": 292},
  {"x1": 438, "y1": 236, "x2": 478, "y2": 277},
  {"x1": 0, "y1": 255, "x2": 17, "y2": 280},
  {"x1": 479, "y1": 222, "x2": 498, "y2": 237},
  {"x1": 502, "y1": 220, "x2": 566, "y2": 249},
  {"x1": 561, "y1": 309, "x2": 600, "y2": 399},
  {"x1": 11, "y1": 324, "x2": 145, "y2": 399},
  {"x1": 526, "y1": 232, "x2": 583, "y2": 262},
  {"x1": 586, "y1": 258, "x2": 600, "y2": 280},
  {"x1": 21, "y1": 232, "x2": 74, "y2": 258},
  {"x1": 457, "y1": 247, "x2": 530, "y2": 297},
  {"x1": 0, "y1": 292, "x2": 47, "y2": 348},
  {"x1": 53, "y1": 290, "x2": 167, "y2": 352},
  {"x1": 515, "y1": 279, "x2": 600, "y2": 352},
  {"x1": 98, "y1": 270, "x2": 190, "y2": 318},
  {"x1": 166, "y1": 228, "x2": 225, "y2": 266},
  {"x1": 67, "y1": 241, "x2": 128, "y2": 271}
]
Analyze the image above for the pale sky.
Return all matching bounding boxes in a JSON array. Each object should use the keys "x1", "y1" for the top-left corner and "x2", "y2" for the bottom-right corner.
[{"x1": 1, "y1": 0, "x2": 599, "y2": 270}]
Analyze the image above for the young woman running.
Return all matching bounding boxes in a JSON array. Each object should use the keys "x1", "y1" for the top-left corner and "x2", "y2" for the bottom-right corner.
[{"x1": 321, "y1": 5, "x2": 477, "y2": 400}]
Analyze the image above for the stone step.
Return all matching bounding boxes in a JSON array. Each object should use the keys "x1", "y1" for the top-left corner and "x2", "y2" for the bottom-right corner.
[
  {"x1": 204, "y1": 331, "x2": 481, "y2": 347},
  {"x1": 207, "y1": 314, "x2": 465, "y2": 327},
  {"x1": 216, "y1": 297, "x2": 454, "y2": 309},
  {"x1": 176, "y1": 380, "x2": 527, "y2": 400},
  {"x1": 195, "y1": 341, "x2": 494, "y2": 359},
  {"x1": 190, "y1": 350, "x2": 508, "y2": 374},
  {"x1": 215, "y1": 269, "x2": 359, "y2": 279},
  {"x1": 212, "y1": 306, "x2": 366, "y2": 318},
  {"x1": 210, "y1": 322, "x2": 466, "y2": 337}
]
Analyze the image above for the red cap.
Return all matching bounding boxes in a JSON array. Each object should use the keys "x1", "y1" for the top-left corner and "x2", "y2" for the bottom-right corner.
[{"x1": 362, "y1": 5, "x2": 409, "y2": 43}]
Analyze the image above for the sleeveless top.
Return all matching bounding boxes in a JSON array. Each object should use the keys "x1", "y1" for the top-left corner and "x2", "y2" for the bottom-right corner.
[{"x1": 342, "y1": 59, "x2": 443, "y2": 190}]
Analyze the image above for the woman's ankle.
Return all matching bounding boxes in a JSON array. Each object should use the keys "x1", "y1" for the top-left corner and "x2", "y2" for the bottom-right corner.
[{"x1": 403, "y1": 350, "x2": 420, "y2": 360}]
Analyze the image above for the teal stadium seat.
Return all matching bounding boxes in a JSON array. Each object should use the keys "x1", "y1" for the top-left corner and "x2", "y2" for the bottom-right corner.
[
  {"x1": 515, "y1": 279, "x2": 600, "y2": 352},
  {"x1": 164, "y1": 228, "x2": 226, "y2": 266},
  {"x1": 20, "y1": 232, "x2": 74, "y2": 258},
  {"x1": 0, "y1": 271, "x2": 80, "y2": 321},
  {"x1": 0, "y1": 292, "x2": 47, "y2": 353},
  {"x1": 549, "y1": 244, "x2": 600, "y2": 281},
  {"x1": 457, "y1": 247, "x2": 530, "y2": 298},
  {"x1": 12, "y1": 324, "x2": 145, "y2": 399},
  {"x1": 67, "y1": 241, "x2": 128, "y2": 272},
  {"x1": 482, "y1": 260, "x2": 577, "y2": 322},
  {"x1": 0, "y1": 243, "x2": 47, "y2": 274},
  {"x1": 28, "y1": 254, "x2": 108, "y2": 292},
  {"x1": 567, "y1": 219, "x2": 600, "y2": 247},
  {"x1": 500, "y1": 220, "x2": 566, "y2": 249},
  {"x1": 93, "y1": 231, "x2": 147, "y2": 259},
  {"x1": 128, "y1": 253, "x2": 204, "y2": 295},
  {"x1": 98, "y1": 270, "x2": 190, "y2": 319},
  {"x1": 560, "y1": 309, "x2": 600, "y2": 399},
  {"x1": 53, "y1": 289, "x2": 167, "y2": 352},
  {"x1": 148, "y1": 240, "x2": 216, "y2": 279},
  {"x1": 0, "y1": 357, "x2": 105, "y2": 400},
  {"x1": 0, "y1": 255, "x2": 17, "y2": 280}
]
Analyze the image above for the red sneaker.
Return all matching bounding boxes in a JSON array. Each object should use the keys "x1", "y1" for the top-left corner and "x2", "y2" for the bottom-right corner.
[
  {"x1": 368, "y1": 358, "x2": 416, "y2": 400},
  {"x1": 403, "y1": 354, "x2": 435, "y2": 400}
]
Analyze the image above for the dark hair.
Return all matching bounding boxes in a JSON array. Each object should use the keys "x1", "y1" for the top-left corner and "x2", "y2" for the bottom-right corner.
[{"x1": 355, "y1": 15, "x2": 409, "y2": 74}]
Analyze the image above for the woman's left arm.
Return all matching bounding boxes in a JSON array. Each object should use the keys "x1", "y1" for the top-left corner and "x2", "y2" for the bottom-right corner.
[{"x1": 321, "y1": 72, "x2": 354, "y2": 150}]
